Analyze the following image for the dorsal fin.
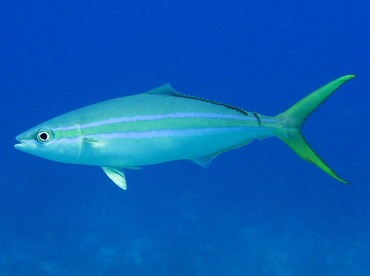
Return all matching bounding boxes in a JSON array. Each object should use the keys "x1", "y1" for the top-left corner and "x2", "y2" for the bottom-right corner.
[
  {"x1": 146, "y1": 84, "x2": 250, "y2": 117},
  {"x1": 144, "y1": 84, "x2": 180, "y2": 96}
]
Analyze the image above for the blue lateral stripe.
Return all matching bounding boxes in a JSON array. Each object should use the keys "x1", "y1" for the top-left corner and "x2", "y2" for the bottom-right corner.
[
  {"x1": 53, "y1": 127, "x2": 247, "y2": 144},
  {"x1": 94, "y1": 127, "x2": 247, "y2": 139},
  {"x1": 53, "y1": 112, "x2": 251, "y2": 131}
]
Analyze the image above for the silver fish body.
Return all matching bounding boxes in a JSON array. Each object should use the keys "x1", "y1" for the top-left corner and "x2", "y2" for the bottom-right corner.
[{"x1": 15, "y1": 76, "x2": 355, "y2": 190}]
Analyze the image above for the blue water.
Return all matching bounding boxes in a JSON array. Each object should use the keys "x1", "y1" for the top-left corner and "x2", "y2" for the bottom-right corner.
[{"x1": 2, "y1": 1, "x2": 369, "y2": 275}]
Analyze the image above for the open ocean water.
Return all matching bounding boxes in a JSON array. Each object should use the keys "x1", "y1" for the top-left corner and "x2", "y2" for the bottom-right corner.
[{"x1": 1, "y1": 1, "x2": 369, "y2": 275}]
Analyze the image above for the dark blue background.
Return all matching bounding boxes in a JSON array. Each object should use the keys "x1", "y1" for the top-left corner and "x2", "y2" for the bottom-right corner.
[{"x1": 1, "y1": 1, "x2": 369, "y2": 274}]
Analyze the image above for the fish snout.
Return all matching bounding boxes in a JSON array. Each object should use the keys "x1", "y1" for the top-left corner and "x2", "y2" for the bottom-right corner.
[{"x1": 14, "y1": 135, "x2": 34, "y2": 152}]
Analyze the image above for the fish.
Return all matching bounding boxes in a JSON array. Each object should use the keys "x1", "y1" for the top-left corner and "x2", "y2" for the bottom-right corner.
[{"x1": 14, "y1": 75, "x2": 355, "y2": 190}]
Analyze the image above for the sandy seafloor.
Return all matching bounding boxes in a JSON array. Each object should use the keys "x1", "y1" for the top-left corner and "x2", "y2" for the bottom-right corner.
[{"x1": 1, "y1": 1, "x2": 370, "y2": 275}]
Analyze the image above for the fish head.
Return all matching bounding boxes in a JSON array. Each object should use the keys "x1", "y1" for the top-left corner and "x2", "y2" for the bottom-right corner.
[{"x1": 14, "y1": 119, "x2": 83, "y2": 164}]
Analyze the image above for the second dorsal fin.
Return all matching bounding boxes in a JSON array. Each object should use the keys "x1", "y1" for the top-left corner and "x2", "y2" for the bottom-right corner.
[{"x1": 144, "y1": 84, "x2": 180, "y2": 96}]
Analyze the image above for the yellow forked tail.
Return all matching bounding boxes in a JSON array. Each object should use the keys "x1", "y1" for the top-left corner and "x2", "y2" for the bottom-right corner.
[{"x1": 275, "y1": 75, "x2": 355, "y2": 184}]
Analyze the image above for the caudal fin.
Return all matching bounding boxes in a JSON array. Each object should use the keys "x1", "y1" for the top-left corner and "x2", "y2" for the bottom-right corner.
[{"x1": 275, "y1": 75, "x2": 355, "y2": 184}]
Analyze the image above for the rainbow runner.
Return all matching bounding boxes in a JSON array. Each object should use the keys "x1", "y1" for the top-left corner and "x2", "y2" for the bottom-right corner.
[{"x1": 15, "y1": 75, "x2": 355, "y2": 190}]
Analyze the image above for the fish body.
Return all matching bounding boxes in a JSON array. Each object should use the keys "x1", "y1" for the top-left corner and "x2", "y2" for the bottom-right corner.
[{"x1": 15, "y1": 75, "x2": 355, "y2": 189}]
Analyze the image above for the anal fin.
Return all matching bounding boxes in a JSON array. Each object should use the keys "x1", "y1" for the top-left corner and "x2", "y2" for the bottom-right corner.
[
  {"x1": 191, "y1": 139, "x2": 253, "y2": 169},
  {"x1": 191, "y1": 154, "x2": 218, "y2": 169}
]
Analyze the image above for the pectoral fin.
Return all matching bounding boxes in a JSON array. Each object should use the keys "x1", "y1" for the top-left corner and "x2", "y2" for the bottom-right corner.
[
  {"x1": 102, "y1": 167, "x2": 127, "y2": 190},
  {"x1": 83, "y1": 137, "x2": 105, "y2": 148}
]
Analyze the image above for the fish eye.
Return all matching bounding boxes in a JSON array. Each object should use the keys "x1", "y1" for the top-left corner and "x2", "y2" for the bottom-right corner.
[{"x1": 36, "y1": 129, "x2": 52, "y2": 143}]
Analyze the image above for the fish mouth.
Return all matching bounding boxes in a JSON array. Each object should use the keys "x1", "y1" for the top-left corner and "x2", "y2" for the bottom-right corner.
[
  {"x1": 14, "y1": 135, "x2": 28, "y2": 151},
  {"x1": 14, "y1": 143, "x2": 26, "y2": 150}
]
